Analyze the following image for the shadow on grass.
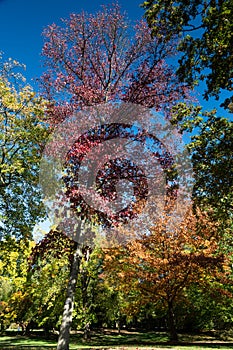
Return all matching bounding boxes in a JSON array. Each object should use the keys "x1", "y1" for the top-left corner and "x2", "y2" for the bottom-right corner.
[
  {"x1": 1, "y1": 330, "x2": 233, "y2": 349},
  {"x1": 69, "y1": 330, "x2": 233, "y2": 348}
]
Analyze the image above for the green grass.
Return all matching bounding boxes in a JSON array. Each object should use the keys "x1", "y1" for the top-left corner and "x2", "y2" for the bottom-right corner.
[
  {"x1": 1, "y1": 330, "x2": 233, "y2": 350},
  {"x1": 0, "y1": 335, "x2": 57, "y2": 349}
]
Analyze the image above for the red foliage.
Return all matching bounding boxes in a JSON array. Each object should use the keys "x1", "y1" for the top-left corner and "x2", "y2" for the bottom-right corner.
[{"x1": 41, "y1": 4, "x2": 190, "y2": 123}]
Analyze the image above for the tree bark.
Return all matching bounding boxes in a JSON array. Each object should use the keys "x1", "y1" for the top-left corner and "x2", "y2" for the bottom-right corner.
[
  {"x1": 83, "y1": 322, "x2": 91, "y2": 340},
  {"x1": 81, "y1": 246, "x2": 92, "y2": 341},
  {"x1": 167, "y1": 300, "x2": 178, "y2": 342},
  {"x1": 57, "y1": 243, "x2": 81, "y2": 350}
]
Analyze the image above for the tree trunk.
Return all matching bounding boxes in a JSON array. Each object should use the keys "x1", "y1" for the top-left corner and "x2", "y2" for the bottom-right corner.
[
  {"x1": 83, "y1": 322, "x2": 91, "y2": 340},
  {"x1": 57, "y1": 243, "x2": 81, "y2": 350},
  {"x1": 167, "y1": 301, "x2": 178, "y2": 342},
  {"x1": 80, "y1": 246, "x2": 92, "y2": 341},
  {"x1": 116, "y1": 320, "x2": 121, "y2": 334}
]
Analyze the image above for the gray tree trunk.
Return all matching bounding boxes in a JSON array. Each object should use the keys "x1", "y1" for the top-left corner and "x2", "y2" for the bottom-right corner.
[{"x1": 57, "y1": 243, "x2": 81, "y2": 350}]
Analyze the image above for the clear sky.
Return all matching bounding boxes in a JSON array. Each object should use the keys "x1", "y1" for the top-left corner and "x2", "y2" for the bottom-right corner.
[
  {"x1": 0, "y1": 0, "x2": 231, "y2": 117},
  {"x1": 0, "y1": 0, "x2": 143, "y2": 83}
]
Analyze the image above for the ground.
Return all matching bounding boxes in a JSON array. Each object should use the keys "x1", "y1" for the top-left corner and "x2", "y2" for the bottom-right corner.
[{"x1": 1, "y1": 329, "x2": 233, "y2": 349}]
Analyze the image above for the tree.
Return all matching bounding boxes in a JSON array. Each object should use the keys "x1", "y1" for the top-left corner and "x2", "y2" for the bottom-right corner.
[
  {"x1": 41, "y1": 4, "x2": 193, "y2": 349},
  {"x1": 41, "y1": 4, "x2": 189, "y2": 118},
  {"x1": 0, "y1": 237, "x2": 35, "y2": 332},
  {"x1": 180, "y1": 283, "x2": 233, "y2": 332},
  {"x1": 29, "y1": 230, "x2": 103, "y2": 339},
  {"x1": 103, "y1": 207, "x2": 231, "y2": 341},
  {"x1": 0, "y1": 54, "x2": 48, "y2": 240},
  {"x1": 17, "y1": 230, "x2": 74, "y2": 335},
  {"x1": 171, "y1": 105, "x2": 233, "y2": 232},
  {"x1": 188, "y1": 113, "x2": 233, "y2": 225},
  {"x1": 142, "y1": 0, "x2": 233, "y2": 111}
]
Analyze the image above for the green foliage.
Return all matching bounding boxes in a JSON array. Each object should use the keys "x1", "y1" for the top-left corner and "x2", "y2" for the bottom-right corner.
[
  {"x1": 142, "y1": 0, "x2": 233, "y2": 110},
  {"x1": 0, "y1": 237, "x2": 34, "y2": 330},
  {"x1": 72, "y1": 247, "x2": 122, "y2": 332},
  {"x1": 172, "y1": 107, "x2": 233, "y2": 229},
  {"x1": 21, "y1": 231, "x2": 74, "y2": 331},
  {"x1": 26, "y1": 237, "x2": 133, "y2": 333},
  {"x1": 76, "y1": 261, "x2": 128, "y2": 330},
  {"x1": 24, "y1": 255, "x2": 70, "y2": 331},
  {"x1": 188, "y1": 113, "x2": 233, "y2": 221},
  {"x1": 183, "y1": 284, "x2": 233, "y2": 331},
  {"x1": 0, "y1": 54, "x2": 48, "y2": 240}
]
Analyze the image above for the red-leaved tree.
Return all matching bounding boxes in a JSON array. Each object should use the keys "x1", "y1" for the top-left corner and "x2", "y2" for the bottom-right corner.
[
  {"x1": 41, "y1": 4, "x2": 189, "y2": 120},
  {"x1": 40, "y1": 4, "x2": 192, "y2": 350}
]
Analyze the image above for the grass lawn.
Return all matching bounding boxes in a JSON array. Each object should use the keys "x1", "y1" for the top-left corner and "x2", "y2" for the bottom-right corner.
[{"x1": 1, "y1": 330, "x2": 233, "y2": 350}]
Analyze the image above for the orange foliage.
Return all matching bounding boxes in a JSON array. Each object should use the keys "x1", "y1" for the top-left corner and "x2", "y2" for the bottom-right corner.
[{"x1": 103, "y1": 207, "x2": 231, "y2": 308}]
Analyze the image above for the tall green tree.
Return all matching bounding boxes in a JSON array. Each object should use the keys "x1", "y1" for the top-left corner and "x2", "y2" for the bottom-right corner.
[
  {"x1": 188, "y1": 113, "x2": 233, "y2": 223},
  {"x1": 142, "y1": 0, "x2": 233, "y2": 111},
  {"x1": 0, "y1": 55, "x2": 48, "y2": 240},
  {"x1": 171, "y1": 105, "x2": 233, "y2": 231}
]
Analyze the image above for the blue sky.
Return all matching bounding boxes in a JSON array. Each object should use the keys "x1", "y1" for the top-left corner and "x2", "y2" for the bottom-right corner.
[
  {"x1": 0, "y1": 0, "x2": 143, "y2": 82},
  {"x1": 0, "y1": 0, "x2": 231, "y2": 118}
]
